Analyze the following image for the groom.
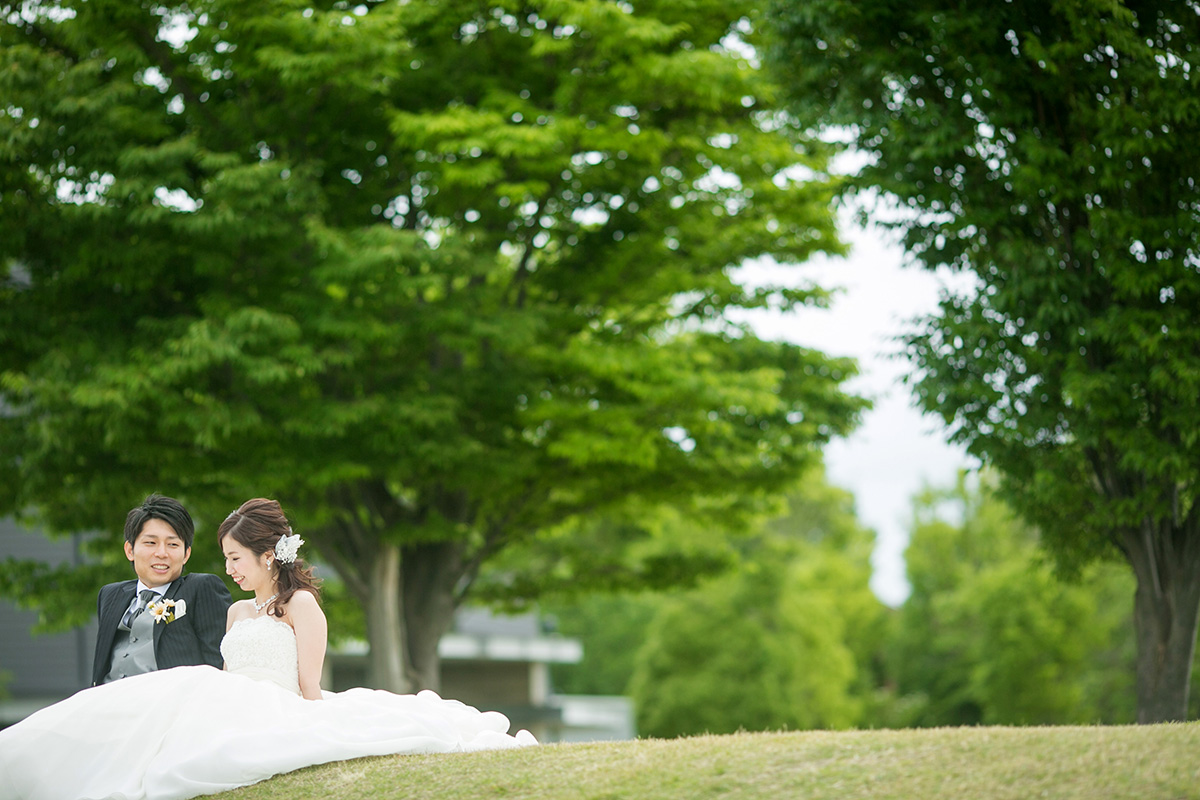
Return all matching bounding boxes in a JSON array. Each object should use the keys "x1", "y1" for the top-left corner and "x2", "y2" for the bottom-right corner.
[{"x1": 91, "y1": 494, "x2": 232, "y2": 685}]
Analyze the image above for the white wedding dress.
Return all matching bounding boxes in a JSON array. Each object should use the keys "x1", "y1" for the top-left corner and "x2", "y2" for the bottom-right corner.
[{"x1": 0, "y1": 616, "x2": 537, "y2": 800}]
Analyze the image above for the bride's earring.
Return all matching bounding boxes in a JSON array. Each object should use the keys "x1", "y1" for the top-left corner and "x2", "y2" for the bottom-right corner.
[{"x1": 266, "y1": 558, "x2": 273, "y2": 570}]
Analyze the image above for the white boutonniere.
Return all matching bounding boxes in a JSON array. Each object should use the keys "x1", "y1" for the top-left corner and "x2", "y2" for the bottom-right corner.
[{"x1": 147, "y1": 598, "x2": 187, "y2": 624}]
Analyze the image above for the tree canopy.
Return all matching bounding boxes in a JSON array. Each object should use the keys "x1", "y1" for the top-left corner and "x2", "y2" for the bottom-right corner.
[
  {"x1": 893, "y1": 471, "x2": 1138, "y2": 726},
  {"x1": 768, "y1": 0, "x2": 1200, "y2": 721},
  {"x1": 0, "y1": 0, "x2": 865, "y2": 690},
  {"x1": 628, "y1": 467, "x2": 891, "y2": 736},
  {"x1": 553, "y1": 469, "x2": 1163, "y2": 734}
]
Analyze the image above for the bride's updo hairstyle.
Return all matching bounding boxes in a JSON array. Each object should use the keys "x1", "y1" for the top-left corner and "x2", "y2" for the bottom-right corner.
[{"x1": 218, "y1": 498, "x2": 321, "y2": 616}]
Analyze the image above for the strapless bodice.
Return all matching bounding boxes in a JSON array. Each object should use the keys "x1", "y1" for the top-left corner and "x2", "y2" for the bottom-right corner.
[{"x1": 220, "y1": 615, "x2": 300, "y2": 694}]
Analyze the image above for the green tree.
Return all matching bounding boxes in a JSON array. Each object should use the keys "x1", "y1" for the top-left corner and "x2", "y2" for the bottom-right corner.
[
  {"x1": 893, "y1": 472, "x2": 1137, "y2": 726},
  {"x1": 490, "y1": 503, "x2": 738, "y2": 697},
  {"x1": 768, "y1": 0, "x2": 1200, "y2": 721},
  {"x1": 0, "y1": 1, "x2": 866, "y2": 692},
  {"x1": 544, "y1": 592, "x2": 662, "y2": 696},
  {"x1": 628, "y1": 468, "x2": 890, "y2": 737}
]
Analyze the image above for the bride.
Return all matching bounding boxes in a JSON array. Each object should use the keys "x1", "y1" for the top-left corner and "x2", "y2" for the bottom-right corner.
[{"x1": 0, "y1": 498, "x2": 536, "y2": 800}]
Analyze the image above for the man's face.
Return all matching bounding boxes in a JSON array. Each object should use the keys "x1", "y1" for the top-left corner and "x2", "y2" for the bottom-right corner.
[{"x1": 124, "y1": 518, "x2": 191, "y2": 588}]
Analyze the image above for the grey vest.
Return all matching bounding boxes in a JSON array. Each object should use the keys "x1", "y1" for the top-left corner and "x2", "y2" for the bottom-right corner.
[{"x1": 104, "y1": 604, "x2": 159, "y2": 683}]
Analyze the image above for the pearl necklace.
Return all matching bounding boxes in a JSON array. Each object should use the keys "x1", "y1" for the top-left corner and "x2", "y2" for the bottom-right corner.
[{"x1": 253, "y1": 594, "x2": 278, "y2": 613}]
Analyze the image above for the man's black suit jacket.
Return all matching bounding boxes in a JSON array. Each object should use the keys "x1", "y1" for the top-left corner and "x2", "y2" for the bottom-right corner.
[{"x1": 91, "y1": 572, "x2": 232, "y2": 686}]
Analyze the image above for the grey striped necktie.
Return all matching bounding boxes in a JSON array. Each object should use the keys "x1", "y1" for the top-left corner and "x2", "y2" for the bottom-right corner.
[{"x1": 121, "y1": 589, "x2": 158, "y2": 629}]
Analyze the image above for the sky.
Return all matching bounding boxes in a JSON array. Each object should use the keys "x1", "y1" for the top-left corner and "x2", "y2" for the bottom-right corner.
[{"x1": 740, "y1": 217, "x2": 977, "y2": 607}]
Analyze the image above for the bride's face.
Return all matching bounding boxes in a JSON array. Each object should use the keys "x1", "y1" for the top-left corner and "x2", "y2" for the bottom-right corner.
[{"x1": 223, "y1": 538, "x2": 273, "y2": 594}]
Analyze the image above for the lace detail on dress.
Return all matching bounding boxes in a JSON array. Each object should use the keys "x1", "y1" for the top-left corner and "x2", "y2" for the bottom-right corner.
[{"x1": 221, "y1": 616, "x2": 300, "y2": 695}]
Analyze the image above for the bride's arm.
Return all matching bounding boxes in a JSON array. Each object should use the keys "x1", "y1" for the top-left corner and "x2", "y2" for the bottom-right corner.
[
  {"x1": 222, "y1": 602, "x2": 240, "y2": 670},
  {"x1": 289, "y1": 590, "x2": 328, "y2": 700}
]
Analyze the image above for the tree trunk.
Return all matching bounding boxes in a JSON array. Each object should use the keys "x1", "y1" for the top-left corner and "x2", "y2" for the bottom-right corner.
[
  {"x1": 1125, "y1": 521, "x2": 1200, "y2": 723},
  {"x1": 364, "y1": 542, "x2": 413, "y2": 693},
  {"x1": 401, "y1": 539, "x2": 466, "y2": 692}
]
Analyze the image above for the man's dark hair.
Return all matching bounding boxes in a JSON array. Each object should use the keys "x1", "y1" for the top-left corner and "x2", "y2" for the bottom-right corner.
[{"x1": 124, "y1": 494, "x2": 195, "y2": 550}]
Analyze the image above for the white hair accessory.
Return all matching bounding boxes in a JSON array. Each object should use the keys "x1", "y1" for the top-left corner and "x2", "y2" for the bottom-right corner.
[{"x1": 274, "y1": 533, "x2": 304, "y2": 564}]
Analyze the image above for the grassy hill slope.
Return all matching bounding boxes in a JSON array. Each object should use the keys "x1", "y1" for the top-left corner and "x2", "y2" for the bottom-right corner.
[{"x1": 216, "y1": 724, "x2": 1200, "y2": 800}]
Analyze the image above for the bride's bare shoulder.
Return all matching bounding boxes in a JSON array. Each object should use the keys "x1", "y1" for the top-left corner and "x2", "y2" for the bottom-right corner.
[
  {"x1": 280, "y1": 590, "x2": 325, "y2": 631},
  {"x1": 225, "y1": 599, "x2": 257, "y2": 627},
  {"x1": 284, "y1": 589, "x2": 321, "y2": 614}
]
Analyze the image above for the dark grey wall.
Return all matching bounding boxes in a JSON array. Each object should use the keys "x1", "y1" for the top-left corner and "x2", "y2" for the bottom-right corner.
[{"x1": 0, "y1": 518, "x2": 98, "y2": 699}]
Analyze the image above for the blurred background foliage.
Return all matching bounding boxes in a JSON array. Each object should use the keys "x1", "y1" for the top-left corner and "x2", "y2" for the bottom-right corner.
[{"x1": 544, "y1": 465, "x2": 1191, "y2": 737}]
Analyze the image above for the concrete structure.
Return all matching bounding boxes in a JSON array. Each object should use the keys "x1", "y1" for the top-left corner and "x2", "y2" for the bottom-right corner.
[{"x1": 550, "y1": 694, "x2": 637, "y2": 742}]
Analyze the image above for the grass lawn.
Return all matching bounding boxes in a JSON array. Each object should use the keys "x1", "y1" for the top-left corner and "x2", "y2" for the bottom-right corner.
[{"x1": 214, "y1": 723, "x2": 1200, "y2": 799}]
